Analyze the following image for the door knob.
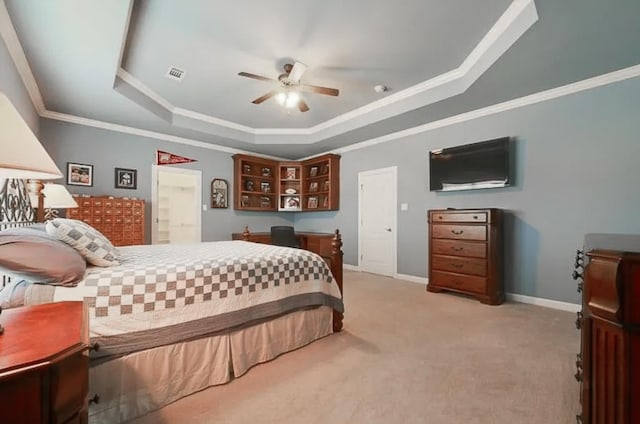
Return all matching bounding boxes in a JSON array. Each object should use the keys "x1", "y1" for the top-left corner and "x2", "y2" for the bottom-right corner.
[{"x1": 385, "y1": 228, "x2": 392, "y2": 232}]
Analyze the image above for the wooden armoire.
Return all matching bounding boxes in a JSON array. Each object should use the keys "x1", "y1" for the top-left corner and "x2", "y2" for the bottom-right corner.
[{"x1": 576, "y1": 250, "x2": 640, "y2": 423}]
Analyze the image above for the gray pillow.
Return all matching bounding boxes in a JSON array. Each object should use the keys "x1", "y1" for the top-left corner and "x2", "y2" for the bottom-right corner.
[
  {"x1": 0, "y1": 279, "x2": 32, "y2": 309},
  {"x1": 45, "y1": 218, "x2": 120, "y2": 267},
  {"x1": 0, "y1": 233, "x2": 87, "y2": 286}
]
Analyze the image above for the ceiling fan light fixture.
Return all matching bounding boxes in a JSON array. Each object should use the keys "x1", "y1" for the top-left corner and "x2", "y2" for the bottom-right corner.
[
  {"x1": 285, "y1": 92, "x2": 300, "y2": 108},
  {"x1": 275, "y1": 92, "x2": 287, "y2": 105}
]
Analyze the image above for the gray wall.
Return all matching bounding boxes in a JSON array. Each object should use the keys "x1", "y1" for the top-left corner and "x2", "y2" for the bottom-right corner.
[
  {"x1": 0, "y1": 33, "x2": 39, "y2": 134},
  {"x1": 39, "y1": 120, "x2": 294, "y2": 243},
  {"x1": 295, "y1": 76, "x2": 640, "y2": 304}
]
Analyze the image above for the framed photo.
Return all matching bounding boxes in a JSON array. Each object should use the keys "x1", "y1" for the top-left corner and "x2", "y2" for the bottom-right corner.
[
  {"x1": 322, "y1": 195, "x2": 329, "y2": 208},
  {"x1": 323, "y1": 180, "x2": 330, "y2": 192},
  {"x1": 309, "y1": 182, "x2": 318, "y2": 192},
  {"x1": 243, "y1": 164, "x2": 252, "y2": 174},
  {"x1": 114, "y1": 168, "x2": 137, "y2": 189},
  {"x1": 245, "y1": 179, "x2": 255, "y2": 191},
  {"x1": 286, "y1": 167, "x2": 297, "y2": 180},
  {"x1": 260, "y1": 196, "x2": 271, "y2": 208},
  {"x1": 211, "y1": 178, "x2": 228, "y2": 208},
  {"x1": 307, "y1": 196, "x2": 318, "y2": 209},
  {"x1": 283, "y1": 196, "x2": 300, "y2": 210},
  {"x1": 261, "y1": 167, "x2": 271, "y2": 177},
  {"x1": 240, "y1": 195, "x2": 250, "y2": 207},
  {"x1": 260, "y1": 181, "x2": 271, "y2": 193},
  {"x1": 67, "y1": 162, "x2": 93, "y2": 187},
  {"x1": 309, "y1": 166, "x2": 318, "y2": 177}
]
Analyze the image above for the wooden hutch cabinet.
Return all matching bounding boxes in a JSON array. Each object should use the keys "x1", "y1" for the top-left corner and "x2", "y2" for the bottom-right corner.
[
  {"x1": 427, "y1": 208, "x2": 504, "y2": 305},
  {"x1": 301, "y1": 154, "x2": 340, "y2": 211},
  {"x1": 0, "y1": 302, "x2": 90, "y2": 424},
  {"x1": 233, "y1": 153, "x2": 340, "y2": 212},
  {"x1": 576, "y1": 250, "x2": 640, "y2": 424},
  {"x1": 68, "y1": 195, "x2": 145, "y2": 246}
]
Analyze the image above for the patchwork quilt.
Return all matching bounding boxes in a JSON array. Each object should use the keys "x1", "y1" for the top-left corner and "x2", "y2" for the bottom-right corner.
[{"x1": 25, "y1": 241, "x2": 343, "y2": 361}]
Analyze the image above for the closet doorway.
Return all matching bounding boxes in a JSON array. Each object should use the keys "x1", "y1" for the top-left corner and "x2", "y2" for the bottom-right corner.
[{"x1": 151, "y1": 165, "x2": 202, "y2": 244}]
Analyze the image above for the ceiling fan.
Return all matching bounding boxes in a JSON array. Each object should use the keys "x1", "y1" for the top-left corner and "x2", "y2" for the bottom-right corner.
[{"x1": 238, "y1": 62, "x2": 339, "y2": 112}]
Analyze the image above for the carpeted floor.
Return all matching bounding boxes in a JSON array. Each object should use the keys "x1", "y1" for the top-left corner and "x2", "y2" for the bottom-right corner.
[{"x1": 132, "y1": 271, "x2": 580, "y2": 424}]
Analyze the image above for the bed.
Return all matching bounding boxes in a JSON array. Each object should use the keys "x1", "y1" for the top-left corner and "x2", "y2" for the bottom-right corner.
[{"x1": 0, "y1": 179, "x2": 344, "y2": 423}]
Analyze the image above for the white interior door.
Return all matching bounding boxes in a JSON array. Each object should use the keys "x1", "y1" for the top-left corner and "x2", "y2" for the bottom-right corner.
[
  {"x1": 152, "y1": 165, "x2": 202, "y2": 244},
  {"x1": 358, "y1": 166, "x2": 397, "y2": 277}
]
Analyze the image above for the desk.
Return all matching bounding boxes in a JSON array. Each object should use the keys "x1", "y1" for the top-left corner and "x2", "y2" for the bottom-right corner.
[{"x1": 232, "y1": 227, "x2": 344, "y2": 332}]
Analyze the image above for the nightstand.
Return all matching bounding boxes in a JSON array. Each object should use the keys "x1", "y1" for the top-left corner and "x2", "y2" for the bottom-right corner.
[{"x1": 0, "y1": 301, "x2": 89, "y2": 423}]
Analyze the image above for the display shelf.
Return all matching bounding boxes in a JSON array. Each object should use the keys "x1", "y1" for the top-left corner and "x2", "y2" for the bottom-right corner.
[{"x1": 232, "y1": 153, "x2": 339, "y2": 212}]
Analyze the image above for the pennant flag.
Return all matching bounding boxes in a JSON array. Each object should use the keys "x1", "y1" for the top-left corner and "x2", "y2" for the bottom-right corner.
[{"x1": 156, "y1": 150, "x2": 197, "y2": 165}]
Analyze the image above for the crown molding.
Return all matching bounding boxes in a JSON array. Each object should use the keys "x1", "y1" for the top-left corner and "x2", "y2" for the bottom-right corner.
[
  {"x1": 331, "y1": 64, "x2": 640, "y2": 156},
  {"x1": 38, "y1": 63, "x2": 640, "y2": 161},
  {"x1": 1, "y1": 0, "x2": 537, "y2": 145},
  {"x1": 39, "y1": 109, "x2": 284, "y2": 158},
  {"x1": 0, "y1": 0, "x2": 45, "y2": 113},
  {"x1": 113, "y1": 0, "x2": 538, "y2": 144}
]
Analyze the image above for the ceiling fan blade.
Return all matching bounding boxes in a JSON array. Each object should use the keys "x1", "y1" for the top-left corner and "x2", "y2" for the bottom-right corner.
[
  {"x1": 288, "y1": 61, "x2": 307, "y2": 83},
  {"x1": 252, "y1": 91, "x2": 278, "y2": 104},
  {"x1": 299, "y1": 84, "x2": 339, "y2": 96},
  {"x1": 298, "y1": 99, "x2": 310, "y2": 112},
  {"x1": 238, "y1": 72, "x2": 277, "y2": 83}
]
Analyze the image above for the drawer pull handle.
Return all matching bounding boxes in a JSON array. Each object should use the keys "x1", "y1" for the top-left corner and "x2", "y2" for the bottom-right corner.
[
  {"x1": 451, "y1": 247, "x2": 464, "y2": 252},
  {"x1": 89, "y1": 393, "x2": 100, "y2": 405},
  {"x1": 451, "y1": 229, "x2": 464, "y2": 235},
  {"x1": 473, "y1": 215, "x2": 478, "y2": 219},
  {"x1": 90, "y1": 342, "x2": 101, "y2": 352}
]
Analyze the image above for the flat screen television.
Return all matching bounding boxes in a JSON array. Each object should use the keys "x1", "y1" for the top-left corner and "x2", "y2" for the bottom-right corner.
[{"x1": 429, "y1": 137, "x2": 511, "y2": 192}]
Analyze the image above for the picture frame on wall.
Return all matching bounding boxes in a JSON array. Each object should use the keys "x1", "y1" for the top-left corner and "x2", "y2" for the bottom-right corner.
[
  {"x1": 67, "y1": 162, "x2": 93, "y2": 187},
  {"x1": 114, "y1": 167, "x2": 137, "y2": 189},
  {"x1": 211, "y1": 178, "x2": 228, "y2": 208}
]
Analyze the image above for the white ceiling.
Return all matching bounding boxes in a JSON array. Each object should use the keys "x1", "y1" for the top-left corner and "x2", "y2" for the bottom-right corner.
[{"x1": 5, "y1": 0, "x2": 639, "y2": 159}]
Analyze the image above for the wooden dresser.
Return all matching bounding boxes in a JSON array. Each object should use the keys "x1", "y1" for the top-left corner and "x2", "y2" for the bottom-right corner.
[
  {"x1": 0, "y1": 301, "x2": 89, "y2": 424},
  {"x1": 576, "y1": 250, "x2": 640, "y2": 424},
  {"x1": 427, "y1": 208, "x2": 504, "y2": 305},
  {"x1": 68, "y1": 195, "x2": 145, "y2": 246}
]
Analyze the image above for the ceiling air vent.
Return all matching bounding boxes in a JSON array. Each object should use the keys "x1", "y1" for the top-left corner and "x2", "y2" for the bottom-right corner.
[{"x1": 166, "y1": 67, "x2": 185, "y2": 81}]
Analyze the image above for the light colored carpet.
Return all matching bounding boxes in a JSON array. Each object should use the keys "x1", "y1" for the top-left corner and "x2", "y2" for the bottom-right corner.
[{"x1": 132, "y1": 271, "x2": 580, "y2": 424}]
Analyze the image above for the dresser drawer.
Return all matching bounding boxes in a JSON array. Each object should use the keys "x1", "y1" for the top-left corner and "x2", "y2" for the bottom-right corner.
[
  {"x1": 432, "y1": 239, "x2": 486, "y2": 258},
  {"x1": 431, "y1": 211, "x2": 487, "y2": 223},
  {"x1": 430, "y1": 271, "x2": 487, "y2": 294},
  {"x1": 431, "y1": 224, "x2": 486, "y2": 241},
  {"x1": 431, "y1": 255, "x2": 486, "y2": 277}
]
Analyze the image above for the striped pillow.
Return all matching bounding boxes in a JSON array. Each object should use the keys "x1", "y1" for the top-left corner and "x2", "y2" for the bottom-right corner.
[{"x1": 46, "y1": 218, "x2": 119, "y2": 267}]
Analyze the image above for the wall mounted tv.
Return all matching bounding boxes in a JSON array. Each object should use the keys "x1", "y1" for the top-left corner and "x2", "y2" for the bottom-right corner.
[{"x1": 429, "y1": 137, "x2": 512, "y2": 192}]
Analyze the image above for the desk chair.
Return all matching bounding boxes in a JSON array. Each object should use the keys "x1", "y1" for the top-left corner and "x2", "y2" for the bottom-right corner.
[{"x1": 270, "y1": 226, "x2": 301, "y2": 248}]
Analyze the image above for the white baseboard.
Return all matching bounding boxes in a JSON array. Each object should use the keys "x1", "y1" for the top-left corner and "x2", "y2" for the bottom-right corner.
[
  {"x1": 505, "y1": 293, "x2": 581, "y2": 312},
  {"x1": 355, "y1": 268, "x2": 581, "y2": 312},
  {"x1": 343, "y1": 264, "x2": 361, "y2": 272},
  {"x1": 395, "y1": 273, "x2": 428, "y2": 285}
]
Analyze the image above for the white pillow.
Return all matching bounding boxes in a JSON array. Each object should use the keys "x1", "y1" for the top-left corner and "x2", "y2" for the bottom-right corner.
[{"x1": 46, "y1": 218, "x2": 120, "y2": 267}]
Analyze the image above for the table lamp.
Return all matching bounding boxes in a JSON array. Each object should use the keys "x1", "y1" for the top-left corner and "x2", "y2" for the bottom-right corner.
[
  {"x1": 0, "y1": 91, "x2": 63, "y2": 335},
  {"x1": 29, "y1": 183, "x2": 78, "y2": 221}
]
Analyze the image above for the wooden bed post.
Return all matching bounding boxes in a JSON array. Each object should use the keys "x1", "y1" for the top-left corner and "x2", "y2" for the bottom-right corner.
[
  {"x1": 331, "y1": 229, "x2": 344, "y2": 332},
  {"x1": 26, "y1": 179, "x2": 45, "y2": 223},
  {"x1": 241, "y1": 225, "x2": 250, "y2": 241}
]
